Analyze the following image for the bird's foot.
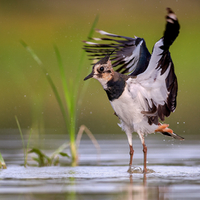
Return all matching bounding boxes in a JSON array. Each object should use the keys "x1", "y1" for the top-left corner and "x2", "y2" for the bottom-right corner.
[
  {"x1": 143, "y1": 168, "x2": 147, "y2": 174},
  {"x1": 155, "y1": 123, "x2": 173, "y2": 134},
  {"x1": 156, "y1": 123, "x2": 184, "y2": 140},
  {"x1": 127, "y1": 166, "x2": 154, "y2": 174},
  {"x1": 127, "y1": 166, "x2": 133, "y2": 173},
  {"x1": 143, "y1": 168, "x2": 155, "y2": 173},
  {"x1": 127, "y1": 166, "x2": 143, "y2": 174}
]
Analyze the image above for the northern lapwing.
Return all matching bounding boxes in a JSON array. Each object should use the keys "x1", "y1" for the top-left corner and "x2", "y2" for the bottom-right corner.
[{"x1": 83, "y1": 8, "x2": 184, "y2": 173}]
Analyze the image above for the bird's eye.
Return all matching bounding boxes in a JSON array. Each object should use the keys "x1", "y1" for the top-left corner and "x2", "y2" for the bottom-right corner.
[{"x1": 99, "y1": 66, "x2": 104, "y2": 72}]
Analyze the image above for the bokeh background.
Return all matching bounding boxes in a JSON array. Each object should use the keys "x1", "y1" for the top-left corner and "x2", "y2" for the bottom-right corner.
[{"x1": 0, "y1": 0, "x2": 200, "y2": 139}]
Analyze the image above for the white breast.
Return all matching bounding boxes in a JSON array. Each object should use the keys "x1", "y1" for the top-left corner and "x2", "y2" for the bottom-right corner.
[
  {"x1": 110, "y1": 87, "x2": 145, "y2": 124},
  {"x1": 110, "y1": 86, "x2": 157, "y2": 135}
]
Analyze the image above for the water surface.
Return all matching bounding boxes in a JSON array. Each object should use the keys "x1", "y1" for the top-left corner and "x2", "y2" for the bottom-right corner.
[{"x1": 0, "y1": 131, "x2": 200, "y2": 200}]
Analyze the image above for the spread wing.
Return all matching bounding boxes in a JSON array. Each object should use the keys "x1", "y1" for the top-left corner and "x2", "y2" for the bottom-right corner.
[
  {"x1": 83, "y1": 29, "x2": 151, "y2": 76},
  {"x1": 129, "y1": 8, "x2": 180, "y2": 121},
  {"x1": 83, "y1": 8, "x2": 180, "y2": 122}
]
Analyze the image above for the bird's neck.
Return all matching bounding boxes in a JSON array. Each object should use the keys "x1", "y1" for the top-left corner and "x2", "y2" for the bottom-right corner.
[{"x1": 104, "y1": 73, "x2": 127, "y2": 101}]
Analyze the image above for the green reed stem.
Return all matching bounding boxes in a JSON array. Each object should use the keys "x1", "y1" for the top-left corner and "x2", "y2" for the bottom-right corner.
[
  {"x1": 20, "y1": 14, "x2": 99, "y2": 166},
  {"x1": 15, "y1": 116, "x2": 32, "y2": 167}
]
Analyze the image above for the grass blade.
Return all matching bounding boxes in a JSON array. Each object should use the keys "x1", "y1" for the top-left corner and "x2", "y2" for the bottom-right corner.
[
  {"x1": 76, "y1": 125, "x2": 100, "y2": 156},
  {"x1": 20, "y1": 41, "x2": 69, "y2": 128},
  {"x1": 29, "y1": 148, "x2": 51, "y2": 166},
  {"x1": 0, "y1": 152, "x2": 6, "y2": 169},
  {"x1": 25, "y1": 128, "x2": 32, "y2": 166},
  {"x1": 54, "y1": 45, "x2": 71, "y2": 110},
  {"x1": 87, "y1": 14, "x2": 99, "y2": 41},
  {"x1": 53, "y1": 45, "x2": 77, "y2": 164},
  {"x1": 20, "y1": 40, "x2": 42, "y2": 66},
  {"x1": 59, "y1": 152, "x2": 70, "y2": 158},
  {"x1": 51, "y1": 142, "x2": 70, "y2": 160},
  {"x1": 44, "y1": 71, "x2": 69, "y2": 128},
  {"x1": 15, "y1": 116, "x2": 26, "y2": 167}
]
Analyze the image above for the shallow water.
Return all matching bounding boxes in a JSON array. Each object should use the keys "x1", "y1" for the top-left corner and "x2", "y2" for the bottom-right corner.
[{"x1": 0, "y1": 131, "x2": 200, "y2": 200}]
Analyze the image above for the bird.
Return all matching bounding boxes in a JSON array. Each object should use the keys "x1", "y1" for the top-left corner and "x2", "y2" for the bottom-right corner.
[{"x1": 83, "y1": 8, "x2": 184, "y2": 173}]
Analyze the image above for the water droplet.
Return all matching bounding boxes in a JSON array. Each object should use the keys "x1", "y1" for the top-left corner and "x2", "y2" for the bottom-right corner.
[
  {"x1": 177, "y1": 122, "x2": 179, "y2": 124},
  {"x1": 24, "y1": 95, "x2": 26, "y2": 97}
]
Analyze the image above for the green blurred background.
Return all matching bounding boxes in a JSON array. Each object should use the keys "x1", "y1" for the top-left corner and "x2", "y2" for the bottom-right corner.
[{"x1": 0, "y1": 0, "x2": 200, "y2": 138}]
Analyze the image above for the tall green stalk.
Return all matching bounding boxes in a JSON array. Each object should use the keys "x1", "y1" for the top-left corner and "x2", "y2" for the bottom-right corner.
[
  {"x1": 21, "y1": 15, "x2": 99, "y2": 165},
  {"x1": 53, "y1": 15, "x2": 99, "y2": 165},
  {"x1": 53, "y1": 45, "x2": 78, "y2": 164}
]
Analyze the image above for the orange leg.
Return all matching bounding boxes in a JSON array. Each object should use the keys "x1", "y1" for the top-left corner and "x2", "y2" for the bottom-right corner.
[
  {"x1": 127, "y1": 145, "x2": 134, "y2": 172},
  {"x1": 139, "y1": 134, "x2": 148, "y2": 173},
  {"x1": 129, "y1": 145, "x2": 134, "y2": 167},
  {"x1": 143, "y1": 143, "x2": 147, "y2": 173}
]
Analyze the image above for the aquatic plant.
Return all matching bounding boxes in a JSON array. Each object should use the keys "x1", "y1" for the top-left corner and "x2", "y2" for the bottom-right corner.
[
  {"x1": 20, "y1": 15, "x2": 99, "y2": 166},
  {"x1": 16, "y1": 114, "x2": 71, "y2": 167},
  {"x1": 29, "y1": 145, "x2": 70, "y2": 167},
  {"x1": 28, "y1": 125, "x2": 100, "y2": 167}
]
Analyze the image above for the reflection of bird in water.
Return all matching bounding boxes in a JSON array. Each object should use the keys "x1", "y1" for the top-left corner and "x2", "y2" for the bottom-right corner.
[
  {"x1": 83, "y1": 8, "x2": 184, "y2": 173},
  {"x1": 128, "y1": 173, "x2": 168, "y2": 200}
]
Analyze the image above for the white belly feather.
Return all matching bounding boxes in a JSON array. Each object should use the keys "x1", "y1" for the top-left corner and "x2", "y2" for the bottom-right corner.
[{"x1": 110, "y1": 86, "x2": 157, "y2": 135}]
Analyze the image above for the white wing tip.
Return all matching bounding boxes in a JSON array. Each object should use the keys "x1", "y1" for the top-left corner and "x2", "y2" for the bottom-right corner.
[
  {"x1": 166, "y1": 8, "x2": 177, "y2": 23},
  {"x1": 96, "y1": 29, "x2": 116, "y2": 36},
  {"x1": 92, "y1": 37, "x2": 102, "y2": 41},
  {"x1": 83, "y1": 41, "x2": 98, "y2": 45}
]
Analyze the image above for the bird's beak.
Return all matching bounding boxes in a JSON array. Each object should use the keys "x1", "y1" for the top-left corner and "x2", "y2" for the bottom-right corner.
[{"x1": 84, "y1": 72, "x2": 94, "y2": 81}]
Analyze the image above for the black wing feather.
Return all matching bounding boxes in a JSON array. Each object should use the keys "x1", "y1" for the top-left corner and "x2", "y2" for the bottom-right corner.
[{"x1": 83, "y1": 30, "x2": 151, "y2": 76}]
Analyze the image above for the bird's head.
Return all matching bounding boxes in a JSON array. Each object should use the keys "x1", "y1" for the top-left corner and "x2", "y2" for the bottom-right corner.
[{"x1": 84, "y1": 55, "x2": 114, "y2": 89}]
